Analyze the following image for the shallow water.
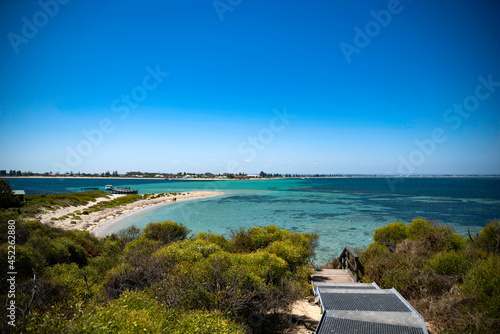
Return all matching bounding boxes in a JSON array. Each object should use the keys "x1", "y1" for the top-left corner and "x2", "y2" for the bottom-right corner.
[{"x1": 8, "y1": 177, "x2": 500, "y2": 264}]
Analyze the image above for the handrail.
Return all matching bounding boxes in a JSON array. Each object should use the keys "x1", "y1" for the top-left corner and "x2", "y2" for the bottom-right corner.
[{"x1": 338, "y1": 246, "x2": 363, "y2": 282}]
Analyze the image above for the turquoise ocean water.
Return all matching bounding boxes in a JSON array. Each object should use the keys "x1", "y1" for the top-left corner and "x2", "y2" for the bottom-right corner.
[{"x1": 7, "y1": 177, "x2": 500, "y2": 264}]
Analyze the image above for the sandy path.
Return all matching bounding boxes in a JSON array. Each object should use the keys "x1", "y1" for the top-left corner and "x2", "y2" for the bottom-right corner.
[
  {"x1": 289, "y1": 298, "x2": 322, "y2": 333},
  {"x1": 39, "y1": 191, "x2": 222, "y2": 233}
]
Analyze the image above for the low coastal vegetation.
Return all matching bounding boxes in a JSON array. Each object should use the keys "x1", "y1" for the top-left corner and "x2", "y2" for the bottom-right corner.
[
  {"x1": 357, "y1": 218, "x2": 500, "y2": 333},
  {"x1": 75, "y1": 194, "x2": 143, "y2": 214},
  {"x1": 0, "y1": 179, "x2": 178, "y2": 222},
  {"x1": 1, "y1": 179, "x2": 113, "y2": 219},
  {"x1": 0, "y1": 215, "x2": 318, "y2": 333},
  {"x1": 1, "y1": 180, "x2": 106, "y2": 212}
]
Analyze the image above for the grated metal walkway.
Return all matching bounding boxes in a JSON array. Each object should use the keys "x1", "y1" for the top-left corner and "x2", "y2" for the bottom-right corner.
[{"x1": 312, "y1": 275, "x2": 428, "y2": 334}]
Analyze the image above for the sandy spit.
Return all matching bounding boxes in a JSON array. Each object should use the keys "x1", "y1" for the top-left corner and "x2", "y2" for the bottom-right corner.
[{"x1": 38, "y1": 191, "x2": 222, "y2": 234}]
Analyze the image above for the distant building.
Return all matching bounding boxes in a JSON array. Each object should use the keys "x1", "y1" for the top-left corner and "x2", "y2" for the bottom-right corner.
[{"x1": 13, "y1": 190, "x2": 25, "y2": 202}]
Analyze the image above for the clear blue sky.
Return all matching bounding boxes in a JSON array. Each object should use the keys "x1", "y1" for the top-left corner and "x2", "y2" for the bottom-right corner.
[{"x1": 1, "y1": 0, "x2": 499, "y2": 175}]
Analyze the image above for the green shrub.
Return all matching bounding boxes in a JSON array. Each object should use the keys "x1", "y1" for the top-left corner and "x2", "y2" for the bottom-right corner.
[
  {"x1": 142, "y1": 220, "x2": 190, "y2": 244},
  {"x1": 149, "y1": 262, "x2": 197, "y2": 308},
  {"x1": 359, "y1": 220, "x2": 500, "y2": 332},
  {"x1": 57, "y1": 238, "x2": 88, "y2": 266},
  {"x1": 230, "y1": 225, "x2": 288, "y2": 253},
  {"x1": 460, "y1": 254, "x2": 500, "y2": 320},
  {"x1": 24, "y1": 220, "x2": 65, "y2": 240},
  {"x1": 0, "y1": 179, "x2": 22, "y2": 208},
  {"x1": 428, "y1": 251, "x2": 471, "y2": 276},
  {"x1": 360, "y1": 243, "x2": 430, "y2": 297},
  {"x1": 373, "y1": 222, "x2": 407, "y2": 250},
  {"x1": 360, "y1": 242, "x2": 388, "y2": 262},
  {"x1": 42, "y1": 290, "x2": 247, "y2": 334},
  {"x1": 66, "y1": 290, "x2": 173, "y2": 333},
  {"x1": 443, "y1": 228, "x2": 467, "y2": 251},
  {"x1": 393, "y1": 219, "x2": 465, "y2": 254},
  {"x1": 230, "y1": 225, "x2": 318, "y2": 257},
  {"x1": 178, "y1": 239, "x2": 224, "y2": 258},
  {"x1": 87, "y1": 255, "x2": 117, "y2": 284},
  {"x1": 381, "y1": 253, "x2": 427, "y2": 296},
  {"x1": 114, "y1": 225, "x2": 141, "y2": 244},
  {"x1": 171, "y1": 310, "x2": 246, "y2": 334},
  {"x1": 17, "y1": 220, "x2": 44, "y2": 241},
  {"x1": 103, "y1": 261, "x2": 162, "y2": 300},
  {"x1": 28, "y1": 235, "x2": 70, "y2": 266},
  {"x1": 473, "y1": 221, "x2": 500, "y2": 253},
  {"x1": 43, "y1": 263, "x2": 91, "y2": 299},
  {"x1": 380, "y1": 258, "x2": 418, "y2": 290},
  {"x1": 153, "y1": 242, "x2": 204, "y2": 268},
  {"x1": 265, "y1": 240, "x2": 309, "y2": 272},
  {"x1": 123, "y1": 237, "x2": 163, "y2": 267},
  {"x1": 195, "y1": 232, "x2": 232, "y2": 251},
  {"x1": 186, "y1": 252, "x2": 265, "y2": 314},
  {"x1": 98, "y1": 238, "x2": 122, "y2": 257},
  {"x1": 407, "y1": 218, "x2": 433, "y2": 239},
  {"x1": 235, "y1": 250, "x2": 289, "y2": 283},
  {"x1": 66, "y1": 230, "x2": 100, "y2": 257}
]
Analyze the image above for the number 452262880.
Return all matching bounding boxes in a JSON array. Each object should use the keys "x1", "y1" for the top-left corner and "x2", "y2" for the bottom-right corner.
[{"x1": 7, "y1": 220, "x2": 16, "y2": 271}]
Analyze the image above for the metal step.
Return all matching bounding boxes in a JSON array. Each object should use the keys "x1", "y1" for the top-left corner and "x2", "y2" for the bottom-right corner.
[
  {"x1": 314, "y1": 286, "x2": 428, "y2": 334},
  {"x1": 312, "y1": 281, "x2": 380, "y2": 298},
  {"x1": 316, "y1": 316, "x2": 425, "y2": 334}
]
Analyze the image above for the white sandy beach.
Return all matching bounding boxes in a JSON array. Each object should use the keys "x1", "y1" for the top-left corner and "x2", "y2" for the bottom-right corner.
[{"x1": 38, "y1": 191, "x2": 222, "y2": 235}]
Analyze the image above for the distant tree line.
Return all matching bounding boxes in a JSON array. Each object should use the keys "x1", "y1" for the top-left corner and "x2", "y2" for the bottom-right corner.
[
  {"x1": 0, "y1": 170, "x2": 121, "y2": 177},
  {"x1": 0, "y1": 170, "x2": 24, "y2": 176},
  {"x1": 2, "y1": 169, "x2": 396, "y2": 178}
]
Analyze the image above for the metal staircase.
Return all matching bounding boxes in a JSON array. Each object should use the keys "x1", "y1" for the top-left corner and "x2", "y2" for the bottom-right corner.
[{"x1": 311, "y1": 248, "x2": 428, "y2": 334}]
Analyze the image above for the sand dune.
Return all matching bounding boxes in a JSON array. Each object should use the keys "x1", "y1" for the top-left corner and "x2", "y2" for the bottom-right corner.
[{"x1": 38, "y1": 191, "x2": 222, "y2": 234}]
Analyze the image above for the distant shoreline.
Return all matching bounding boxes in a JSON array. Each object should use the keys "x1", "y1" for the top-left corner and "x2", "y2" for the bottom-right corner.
[{"x1": 3, "y1": 175, "x2": 500, "y2": 181}]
